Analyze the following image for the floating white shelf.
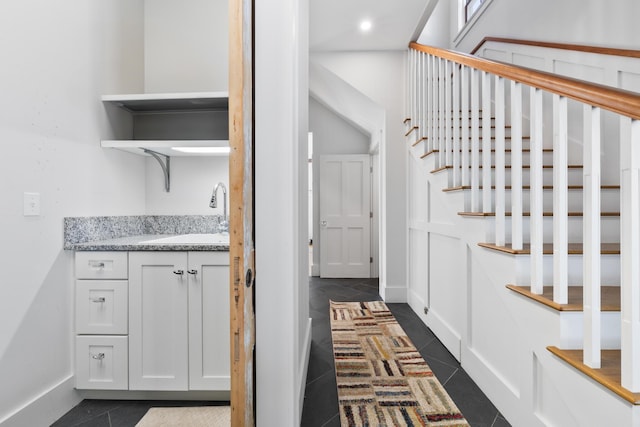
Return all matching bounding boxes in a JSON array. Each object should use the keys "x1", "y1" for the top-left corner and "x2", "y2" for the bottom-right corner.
[
  {"x1": 101, "y1": 91, "x2": 229, "y2": 112},
  {"x1": 101, "y1": 140, "x2": 230, "y2": 157}
]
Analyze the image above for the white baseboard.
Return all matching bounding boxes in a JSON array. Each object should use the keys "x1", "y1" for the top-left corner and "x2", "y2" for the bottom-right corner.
[
  {"x1": 297, "y1": 318, "x2": 313, "y2": 423},
  {"x1": 380, "y1": 284, "x2": 407, "y2": 303},
  {"x1": 426, "y1": 308, "x2": 462, "y2": 362},
  {"x1": 311, "y1": 264, "x2": 320, "y2": 277},
  {"x1": 0, "y1": 375, "x2": 81, "y2": 427}
]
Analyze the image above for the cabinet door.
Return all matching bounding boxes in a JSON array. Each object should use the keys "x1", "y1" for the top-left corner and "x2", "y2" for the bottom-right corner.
[
  {"x1": 188, "y1": 252, "x2": 230, "y2": 390},
  {"x1": 129, "y1": 252, "x2": 189, "y2": 391}
]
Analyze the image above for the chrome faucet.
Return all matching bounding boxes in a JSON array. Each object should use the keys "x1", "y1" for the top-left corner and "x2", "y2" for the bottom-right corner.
[{"x1": 210, "y1": 182, "x2": 228, "y2": 233}]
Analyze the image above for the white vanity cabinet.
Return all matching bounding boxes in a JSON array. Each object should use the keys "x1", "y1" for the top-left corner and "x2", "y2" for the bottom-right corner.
[
  {"x1": 74, "y1": 250, "x2": 230, "y2": 393},
  {"x1": 128, "y1": 251, "x2": 230, "y2": 391}
]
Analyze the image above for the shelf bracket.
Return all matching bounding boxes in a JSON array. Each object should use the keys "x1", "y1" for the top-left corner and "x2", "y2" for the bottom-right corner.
[{"x1": 143, "y1": 149, "x2": 171, "y2": 192}]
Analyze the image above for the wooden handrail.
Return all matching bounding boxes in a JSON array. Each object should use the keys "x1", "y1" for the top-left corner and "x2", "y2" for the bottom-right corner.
[
  {"x1": 470, "y1": 37, "x2": 640, "y2": 59},
  {"x1": 410, "y1": 42, "x2": 640, "y2": 120}
]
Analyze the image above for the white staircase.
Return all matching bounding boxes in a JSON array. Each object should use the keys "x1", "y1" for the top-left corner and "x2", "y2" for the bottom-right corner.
[{"x1": 405, "y1": 43, "x2": 640, "y2": 426}]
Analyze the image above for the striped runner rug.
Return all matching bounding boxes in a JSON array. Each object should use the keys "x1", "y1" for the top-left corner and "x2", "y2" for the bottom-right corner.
[{"x1": 330, "y1": 301, "x2": 469, "y2": 426}]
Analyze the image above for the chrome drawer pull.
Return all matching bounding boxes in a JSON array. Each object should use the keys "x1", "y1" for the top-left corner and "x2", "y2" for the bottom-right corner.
[
  {"x1": 90, "y1": 297, "x2": 106, "y2": 303},
  {"x1": 187, "y1": 269, "x2": 198, "y2": 275},
  {"x1": 91, "y1": 352, "x2": 105, "y2": 361},
  {"x1": 173, "y1": 270, "x2": 184, "y2": 275}
]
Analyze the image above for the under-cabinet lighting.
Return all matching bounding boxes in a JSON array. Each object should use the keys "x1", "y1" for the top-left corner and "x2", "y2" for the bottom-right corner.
[{"x1": 172, "y1": 146, "x2": 231, "y2": 154}]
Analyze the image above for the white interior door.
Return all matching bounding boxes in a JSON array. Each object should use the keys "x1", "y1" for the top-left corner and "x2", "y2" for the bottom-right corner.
[{"x1": 320, "y1": 154, "x2": 371, "y2": 278}]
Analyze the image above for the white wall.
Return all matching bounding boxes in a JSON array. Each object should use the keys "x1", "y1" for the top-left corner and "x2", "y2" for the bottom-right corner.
[
  {"x1": 311, "y1": 51, "x2": 407, "y2": 300},
  {"x1": 144, "y1": 0, "x2": 229, "y2": 93},
  {"x1": 309, "y1": 97, "x2": 370, "y2": 275},
  {"x1": 417, "y1": 0, "x2": 451, "y2": 48},
  {"x1": 0, "y1": 1, "x2": 146, "y2": 425},
  {"x1": 145, "y1": 156, "x2": 229, "y2": 215},
  {"x1": 450, "y1": 0, "x2": 640, "y2": 52},
  {"x1": 256, "y1": 0, "x2": 312, "y2": 423}
]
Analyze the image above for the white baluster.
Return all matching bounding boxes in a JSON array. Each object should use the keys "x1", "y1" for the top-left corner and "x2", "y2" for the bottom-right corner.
[
  {"x1": 408, "y1": 49, "x2": 414, "y2": 127},
  {"x1": 621, "y1": 117, "x2": 640, "y2": 392},
  {"x1": 553, "y1": 94, "x2": 568, "y2": 304},
  {"x1": 445, "y1": 61, "x2": 453, "y2": 169},
  {"x1": 420, "y1": 53, "x2": 429, "y2": 153},
  {"x1": 426, "y1": 54, "x2": 433, "y2": 153},
  {"x1": 471, "y1": 69, "x2": 481, "y2": 212},
  {"x1": 482, "y1": 71, "x2": 492, "y2": 213},
  {"x1": 432, "y1": 55, "x2": 438, "y2": 155},
  {"x1": 461, "y1": 66, "x2": 470, "y2": 188},
  {"x1": 511, "y1": 82, "x2": 523, "y2": 251},
  {"x1": 439, "y1": 58, "x2": 445, "y2": 168},
  {"x1": 495, "y1": 76, "x2": 506, "y2": 246},
  {"x1": 415, "y1": 52, "x2": 421, "y2": 141},
  {"x1": 530, "y1": 87, "x2": 544, "y2": 295},
  {"x1": 583, "y1": 105, "x2": 601, "y2": 369},
  {"x1": 452, "y1": 64, "x2": 461, "y2": 188}
]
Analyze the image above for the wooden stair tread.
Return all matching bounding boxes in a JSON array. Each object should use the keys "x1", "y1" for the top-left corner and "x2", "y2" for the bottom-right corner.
[
  {"x1": 405, "y1": 126, "x2": 418, "y2": 137},
  {"x1": 478, "y1": 242, "x2": 621, "y2": 255},
  {"x1": 444, "y1": 185, "x2": 620, "y2": 192},
  {"x1": 412, "y1": 137, "x2": 428, "y2": 147},
  {"x1": 547, "y1": 347, "x2": 640, "y2": 405},
  {"x1": 459, "y1": 211, "x2": 620, "y2": 217},
  {"x1": 506, "y1": 285, "x2": 620, "y2": 311}
]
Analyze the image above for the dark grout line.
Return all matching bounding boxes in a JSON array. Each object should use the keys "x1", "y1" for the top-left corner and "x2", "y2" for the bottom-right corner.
[
  {"x1": 321, "y1": 412, "x2": 340, "y2": 426},
  {"x1": 443, "y1": 368, "x2": 460, "y2": 386},
  {"x1": 490, "y1": 411, "x2": 499, "y2": 427},
  {"x1": 305, "y1": 369, "x2": 334, "y2": 388}
]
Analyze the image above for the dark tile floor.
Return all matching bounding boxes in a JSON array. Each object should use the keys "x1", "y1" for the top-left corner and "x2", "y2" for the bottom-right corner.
[
  {"x1": 51, "y1": 400, "x2": 229, "y2": 427},
  {"x1": 53, "y1": 277, "x2": 509, "y2": 426},
  {"x1": 300, "y1": 277, "x2": 511, "y2": 427}
]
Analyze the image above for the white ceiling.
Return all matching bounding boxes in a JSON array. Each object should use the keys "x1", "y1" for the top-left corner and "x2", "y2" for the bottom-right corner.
[{"x1": 309, "y1": 0, "x2": 434, "y2": 52}]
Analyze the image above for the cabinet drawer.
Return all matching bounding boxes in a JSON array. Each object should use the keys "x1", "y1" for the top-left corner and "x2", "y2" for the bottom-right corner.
[
  {"x1": 75, "y1": 336, "x2": 128, "y2": 390},
  {"x1": 76, "y1": 280, "x2": 128, "y2": 335},
  {"x1": 76, "y1": 252, "x2": 128, "y2": 279}
]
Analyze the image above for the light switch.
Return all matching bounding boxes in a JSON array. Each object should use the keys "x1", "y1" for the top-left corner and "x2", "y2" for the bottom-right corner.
[{"x1": 24, "y1": 192, "x2": 40, "y2": 216}]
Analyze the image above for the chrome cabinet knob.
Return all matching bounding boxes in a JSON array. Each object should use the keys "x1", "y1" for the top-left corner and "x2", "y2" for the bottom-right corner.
[
  {"x1": 90, "y1": 297, "x2": 106, "y2": 303},
  {"x1": 173, "y1": 269, "x2": 184, "y2": 275},
  {"x1": 91, "y1": 352, "x2": 105, "y2": 361},
  {"x1": 187, "y1": 269, "x2": 198, "y2": 275}
]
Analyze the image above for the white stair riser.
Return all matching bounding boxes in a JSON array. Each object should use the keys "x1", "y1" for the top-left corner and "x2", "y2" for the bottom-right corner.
[
  {"x1": 450, "y1": 167, "x2": 584, "y2": 187},
  {"x1": 516, "y1": 254, "x2": 620, "y2": 285},
  {"x1": 561, "y1": 311, "x2": 621, "y2": 350},
  {"x1": 492, "y1": 215, "x2": 620, "y2": 244},
  {"x1": 485, "y1": 188, "x2": 620, "y2": 212},
  {"x1": 443, "y1": 150, "x2": 554, "y2": 166}
]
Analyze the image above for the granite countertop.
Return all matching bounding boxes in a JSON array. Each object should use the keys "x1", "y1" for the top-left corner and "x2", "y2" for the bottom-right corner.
[
  {"x1": 67, "y1": 234, "x2": 230, "y2": 252},
  {"x1": 64, "y1": 215, "x2": 229, "y2": 252}
]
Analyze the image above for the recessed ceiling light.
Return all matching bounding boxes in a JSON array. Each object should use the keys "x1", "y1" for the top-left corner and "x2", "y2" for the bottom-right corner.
[
  {"x1": 172, "y1": 146, "x2": 231, "y2": 154},
  {"x1": 360, "y1": 20, "x2": 372, "y2": 32}
]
